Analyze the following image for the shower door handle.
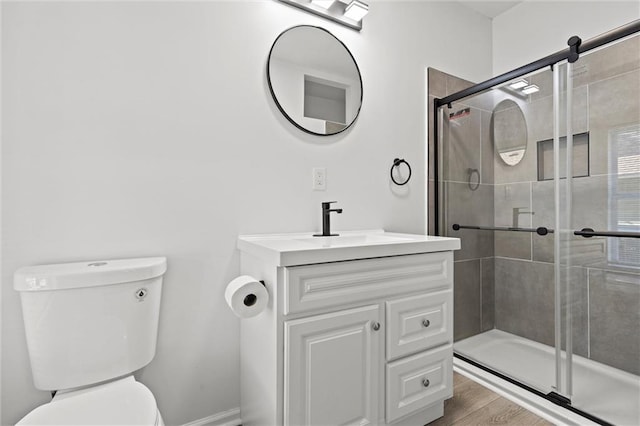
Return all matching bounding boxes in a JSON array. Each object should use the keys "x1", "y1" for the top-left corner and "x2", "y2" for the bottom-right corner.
[{"x1": 574, "y1": 228, "x2": 640, "y2": 238}]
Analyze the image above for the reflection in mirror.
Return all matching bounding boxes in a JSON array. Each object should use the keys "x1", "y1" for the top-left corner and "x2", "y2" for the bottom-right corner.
[
  {"x1": 491, "y1": 99, "x2": 528, "y2": 166},
  {"x1": 267, "y1": 25, "x2": 363, "y2": 136}
]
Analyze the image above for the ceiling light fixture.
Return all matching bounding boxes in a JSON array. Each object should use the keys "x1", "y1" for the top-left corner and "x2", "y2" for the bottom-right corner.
[
  {"x1": 522, "y1": 84, "x2": 540, "y2": 94},
  {"x1": 343, "y1": 0, "x2": 369, "y2": 21},
  {"x1": 509, "y1": 79, "x2": 528, "y2": 90},
  {"x1": 276, "y1": 0, "x2": 368, "y2": 31},
  {"x1": 310, "y1": 0, "x2": 335, "y2": 9}
]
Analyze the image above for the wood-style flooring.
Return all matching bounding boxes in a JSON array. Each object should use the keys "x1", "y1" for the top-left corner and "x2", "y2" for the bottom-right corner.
[{"x1": 428, "y1": 373, "x2": 554, "y2": 426}]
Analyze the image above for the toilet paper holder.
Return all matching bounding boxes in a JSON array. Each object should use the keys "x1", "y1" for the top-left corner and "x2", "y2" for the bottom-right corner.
[
  {"x1": 226, "y1": 276, "x2": 269, "y2": 319},
  {"x1": 243, "y1": 280, "x2": 265, "y2": 307}
]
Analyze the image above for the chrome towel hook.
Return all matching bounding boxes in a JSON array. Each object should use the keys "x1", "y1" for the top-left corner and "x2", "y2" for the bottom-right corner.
[{"x1": 390, "y1": 158, "x2": 412, "y2": 186}]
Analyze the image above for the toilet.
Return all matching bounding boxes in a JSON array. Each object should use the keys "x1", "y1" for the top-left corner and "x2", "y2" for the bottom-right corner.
[{"x1": 14, "y1": 257, "x2": 167, "y2": 425}]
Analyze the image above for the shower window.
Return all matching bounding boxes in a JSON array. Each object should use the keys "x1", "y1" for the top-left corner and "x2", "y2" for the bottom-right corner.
[{"x1": 608, "y1": 123, "x2": 640, "y2": 268}]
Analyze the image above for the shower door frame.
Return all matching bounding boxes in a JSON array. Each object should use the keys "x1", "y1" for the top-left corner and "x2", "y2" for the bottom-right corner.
[{"x1": 432, "y1": 19, "x2": 640, "y2": 425}]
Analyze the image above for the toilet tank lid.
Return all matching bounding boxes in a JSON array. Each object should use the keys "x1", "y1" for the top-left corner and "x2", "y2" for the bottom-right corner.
[
  {"x1": 14, "y1": 257, "x2": 167, "y2": 292},
  {"x1": 17, "y1": 376, "x2": 160, "y2": 425}
]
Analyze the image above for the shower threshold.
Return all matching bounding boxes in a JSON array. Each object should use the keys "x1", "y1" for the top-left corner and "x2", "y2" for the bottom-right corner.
[{"x1": 454, "y1": 330, "x2": 640, "y2": 426}]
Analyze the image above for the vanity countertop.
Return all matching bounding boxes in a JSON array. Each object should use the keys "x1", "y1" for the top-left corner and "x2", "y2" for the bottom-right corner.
[{"x1": 237, "y1": 230, "x2": 460, "y2": 266}]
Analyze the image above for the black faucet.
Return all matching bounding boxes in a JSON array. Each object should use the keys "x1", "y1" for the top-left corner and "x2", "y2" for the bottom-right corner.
[{"x1": 313, "y1": 201, "x2": 343, "y2": 237}]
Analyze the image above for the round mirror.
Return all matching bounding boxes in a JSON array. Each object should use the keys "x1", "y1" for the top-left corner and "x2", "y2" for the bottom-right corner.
[
  {"x1": 491, "y1": 99, "x2": 528, "y2": 166},
  {"x1": 267, "y1": 26, "x2": 363, "y2": 136}
]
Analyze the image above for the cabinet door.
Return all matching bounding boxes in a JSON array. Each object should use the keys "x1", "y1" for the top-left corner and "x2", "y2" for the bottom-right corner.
[{"x1": 284, "y1": 305, "x2": 381, "y2": 426}]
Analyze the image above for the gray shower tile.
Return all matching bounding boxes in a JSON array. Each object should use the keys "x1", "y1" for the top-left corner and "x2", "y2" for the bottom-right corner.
[
  {"x1": 532, "y1": 232, "x2": 554, "y2": 264},
  {"x1": 443, "y1": 102, "x2": 482, "y2": 183},
  {"x1": 446, "y1": 74, "x2": 474, "y2": 96},
  {"x1": 525, "y1": 86, "x2": 589, "y2": 144},
  {"x1": 567, "y1": 86, "x2": 589, "y2": 138},
  {"x1": 574, "y1": 35, "x2": 640, "y2": 88},
  {"x1": 493, "y1": 182, "x2": 533, "y2": 260},
  {"x1": 462, "y1": 89, "x2": 500, "y2": 114},
  {"x1": 481, "y1": 110, "x2": 494, "y2": 185},
  {"x1": 481, "y1": 257, "x2": 495, "y2": 332},
  {"x1": 428, "y1": 68, "x2": 447, "y2": 98},
  {"x1": 532, "y1": 176, "x2": 609, "y2": 266},
  {"x1": 589, "y1": 69, "x2": 640, "y2": 175},
  {"x1": 589, "y1": 269, "x2": 640, "y2": 375},
  {"x1": 531, "y1": 180, "x2": 554, "y2": 263},
  {"x1": 494, "y1": 258, "x2": 588, "y2": 355},
  {"x1": 527, "y1": 70, "x2": 554, "y2": 102},
  {"x1": 446, "y1": 75, "x2": 501, "y2": 113},
  {"x1": 454, "y1": 260, "x2": 482, "y2": 341},
  {"x1": 571, "y1": 176, "x2": 609, "y2": 246},
  {"x1": 525, "y1": 96, "x2": 551, "y2": 165},
  {"x1": 495, "y1": 232, "x2": 532, "y2": 260},
  {"x1": 492, "y1": 85, "x2": 588, "y2": 186},
  {"x1": 444, "y1": 181, "x2": 494, "y2": 260},
  {"x1": 494, "y1": 258, "x2": 555, "y2": 346},
  {"x1": 492, "y1": 149, "x2": 536, "y2": 185},
  {"x1": 561, "y1": 266, "x2": 589, "y2": 357},
  {"x1": 494, "y1": 182, "x2": 532, "y2": 228}
]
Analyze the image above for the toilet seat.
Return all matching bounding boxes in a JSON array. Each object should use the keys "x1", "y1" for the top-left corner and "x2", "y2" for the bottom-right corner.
[{"x1": 17, "y1": 376, "x2": 162, "y2": 425}]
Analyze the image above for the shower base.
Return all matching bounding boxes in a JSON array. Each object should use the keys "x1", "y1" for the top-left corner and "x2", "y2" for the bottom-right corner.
[{"x1": 455, "y1": 329, "x2": 640, "y2": 426}]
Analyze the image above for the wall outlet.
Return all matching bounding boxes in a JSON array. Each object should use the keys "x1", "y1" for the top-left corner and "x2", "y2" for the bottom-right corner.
[{"x1": 312, "y1": 167, "x2": 326, "y2": 191}]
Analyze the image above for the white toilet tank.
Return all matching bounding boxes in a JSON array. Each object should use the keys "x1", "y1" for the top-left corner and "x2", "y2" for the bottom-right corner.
[{"x1": 14, "y1": 257, "x2": 167, "y2": 391}]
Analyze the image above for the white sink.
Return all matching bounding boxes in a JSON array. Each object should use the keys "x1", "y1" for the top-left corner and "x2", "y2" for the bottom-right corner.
[
  {"x1": 237, "y1": 230, "x2": 460, "y2": 266},
  {"x1": 294, "y1": 233, "x2": 413, "y2": 248}
]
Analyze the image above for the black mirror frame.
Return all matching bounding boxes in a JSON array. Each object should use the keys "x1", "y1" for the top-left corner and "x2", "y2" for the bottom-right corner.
[{"x1": 266, "y1": 25, "x2": 363, "y2": 137}]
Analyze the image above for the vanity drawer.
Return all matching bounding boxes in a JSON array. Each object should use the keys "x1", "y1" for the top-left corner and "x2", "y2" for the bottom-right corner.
[
  {"x1": 386, "y1": 290, "x2": 452, "y2": 361},
  {"x1": 283, "y1": 252, "x2": 453, "y2": 315},
  {"x1": 386, "y1": 345, "x2": 452, "y2": 423}
]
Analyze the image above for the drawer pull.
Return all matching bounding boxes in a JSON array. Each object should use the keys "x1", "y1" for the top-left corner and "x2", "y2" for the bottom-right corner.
[
  {"x1": 372, "y1": 322, "x2": 381, "y2": 331},
  {"x1": 422, "y1": 378, "x2": 430, "y2": 388},
  {"x1": 422, "y1": 319, "x2": 431, "y2": 328}
]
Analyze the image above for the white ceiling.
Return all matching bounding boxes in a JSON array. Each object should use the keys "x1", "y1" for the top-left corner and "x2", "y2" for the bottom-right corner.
[{"x1": 457, "y1": 1, "x2": 523, "y2": 19}]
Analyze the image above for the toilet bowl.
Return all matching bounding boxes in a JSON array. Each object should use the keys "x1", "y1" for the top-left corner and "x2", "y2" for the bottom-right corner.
[
  {"x1": 17, "y1": 376, "x2": 164, "y2": 426},
  {"x1": 14, "y1": 257, "x2": 167, "y2": 425}
]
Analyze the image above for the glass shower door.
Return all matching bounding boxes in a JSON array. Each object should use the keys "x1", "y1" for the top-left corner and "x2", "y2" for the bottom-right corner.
[
  {"x1": 441, "y1": 65, "x2": 564, "y2": 398},
  {"x1": 438, "y1": 27, "x2": 640, "y2": 426},
  {"x1": 559, "y1": 34, "x2": 640, "y2": 425}
]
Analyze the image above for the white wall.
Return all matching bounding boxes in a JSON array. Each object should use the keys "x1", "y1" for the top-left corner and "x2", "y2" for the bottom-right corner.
[
  {"x1": 493, "y1": 1, "x2": 640, "y2": 75},
  {"x1": 0, "y1": 1, "x2": 492, "y2": 424}
]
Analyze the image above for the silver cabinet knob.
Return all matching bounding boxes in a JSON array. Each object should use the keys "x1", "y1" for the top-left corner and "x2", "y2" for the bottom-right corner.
[
  {"x1": 422, "y1": 378, "x2": 430, "y2": 387},
  {"x1": 422, "y1": 319, "x2": 430, "y2": 328},
  {"x1": 372, "y1": 322, "x2": 381, "y2": 331}
]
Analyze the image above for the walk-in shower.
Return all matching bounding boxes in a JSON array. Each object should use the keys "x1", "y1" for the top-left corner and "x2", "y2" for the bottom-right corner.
[{"x1": 430, "y1": 20, "x2": 640, "y2": 426}]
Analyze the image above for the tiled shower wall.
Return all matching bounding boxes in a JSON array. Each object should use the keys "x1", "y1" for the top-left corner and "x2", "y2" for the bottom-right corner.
[
  {"x1": 429, "y1": 34, "x2": 640, "y2": 376},
  {"x1": 428, "y1": 68, "x2": 496, "y2": 342}
]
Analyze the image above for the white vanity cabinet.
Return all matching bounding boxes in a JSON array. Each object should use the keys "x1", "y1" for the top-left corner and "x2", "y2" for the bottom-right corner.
[
  {"x1": 284, "y1": 304, "x2": 382, "y2": 425},
  {"x1": 237, "y1": 231, "x2": 459, "y2": 426}
]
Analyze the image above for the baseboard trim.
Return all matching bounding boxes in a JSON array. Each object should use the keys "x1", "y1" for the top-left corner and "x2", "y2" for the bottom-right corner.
[{"x1": 181, "y1": 408, "x2": 241, "y2": 426}]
